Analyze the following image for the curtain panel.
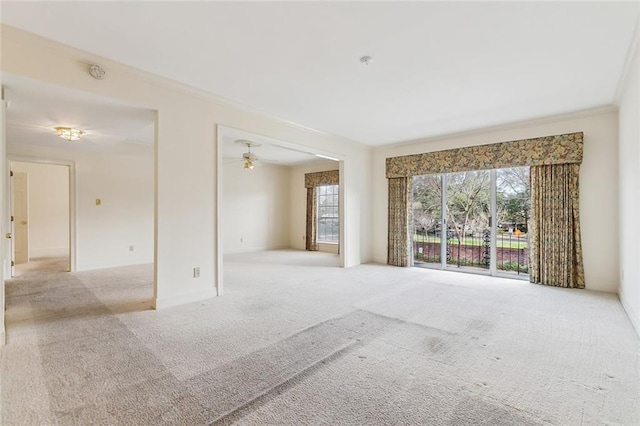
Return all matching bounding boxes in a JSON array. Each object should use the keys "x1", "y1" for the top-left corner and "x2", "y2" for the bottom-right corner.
[
  {"x1": 305, "y1": 170, "x2": 339, "y2": 251},
  {"x1": 387, "y1": 177, "x2": 412, "y2": 267},
  {"x1": 386, "y1": 132, "x2": 583, "y2": 178},
  {"x1": 305, "y1": 169, "x2": 339, "y2": 188},
  {"x1": 530, "y1": 164, "x2": 585, "y2": 288},
  {"x1": 305, "y1": 187, "x2": 319, "y2": 251}
]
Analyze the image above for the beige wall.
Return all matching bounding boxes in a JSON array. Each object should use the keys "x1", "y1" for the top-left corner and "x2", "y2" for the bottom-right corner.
[
  {"x1": 222, "y1": 160, "x2": 290, "y2": 254},
  {"x1": 1, "y1": 25, "x2": 372, "y2": 310},
  {"x1": 11, "y1": 162, "x2": 69, "y2": 258},
  {"x1": 618, "y1": 39, "x2": 640, "y2": 335},
  {"x1": 372, "y1": 109, "x2": 620, "y2": 293},
  {"x1": 1, "y1": 78, "x2": 6, "y2": 344},
  {"x1": 8, "y1": 144, "x2": 154, "y2": 271},
  {"x1": 289, "y1": 161, "x2": 340, "y2": 253}
]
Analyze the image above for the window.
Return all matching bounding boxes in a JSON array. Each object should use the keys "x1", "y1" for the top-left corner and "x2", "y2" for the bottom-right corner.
[
  {"x1": 412, "y1": 167, "x2": 530, "y2": 277},
  {"x1": 317, "y1": 185, "x2": 339, "y2": 243}
]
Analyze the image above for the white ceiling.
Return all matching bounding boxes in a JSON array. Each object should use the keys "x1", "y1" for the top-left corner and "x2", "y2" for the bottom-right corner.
[
  {"x1": 3, "y1": 73, "x2": 154, "y2": 155},
  {"x1": 220, "y1": 127, "x2": 330, "y2": 166},
  {"x1": 2, "y1": 73, "x2": 329, "y2": 165},
  {"x1": 2, "y1": 2, "x2": 639, "y2": 145}
]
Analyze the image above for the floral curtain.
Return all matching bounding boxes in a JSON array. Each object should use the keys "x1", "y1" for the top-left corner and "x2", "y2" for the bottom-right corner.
[
  {"x1": 530, "y1": 164, "x2": 585, "y2": 288},
  {"x1": 305, "y1": 170, "x2": 339, "y2": 251},
  {"x1": 306, "y1": 187, "x2": 318, "y2": 251},
  {"x1": 386, "y1": 132, "x2": 583, "y2": 178},
  {"x1": 305, "y1": 170, "x2": 339, "y2": 188},
  {"x1": 387, "y1": 177, "x2": 412, "y2": 267}
]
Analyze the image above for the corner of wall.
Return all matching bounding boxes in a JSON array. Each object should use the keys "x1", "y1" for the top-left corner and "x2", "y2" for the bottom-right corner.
[
  {"x1": 614, "y1": 12, "x2": 640, "y2": 106},
  {"x1": 619, "y1": 290, "x2": 640, "y2": 337}
]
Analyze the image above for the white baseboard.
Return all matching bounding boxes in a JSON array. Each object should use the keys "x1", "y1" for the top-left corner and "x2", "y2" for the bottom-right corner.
[
  {"x1": 29, "y1": 246, "x2": 68, "y2": 259},
  {"x1": 76, "y1": 258, "x2": 154, "y2": 272},
  {"x1": 223, "y1": 244, "x2": 290, "y2": 255},
  {"x1": 619, "y1": 291, "x2": 640, "y2": 338},
  {"x1": 153, "y1": 288, "x2": 217, "y2": 310}
]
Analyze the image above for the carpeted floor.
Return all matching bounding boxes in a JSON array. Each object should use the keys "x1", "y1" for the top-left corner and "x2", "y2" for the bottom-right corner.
[
  {"x1": 1, "y1": 249, "x2": 638, "y2": 425},
  {"x1": 14, "y1": 256, "x2": 69, "y2": 277}
]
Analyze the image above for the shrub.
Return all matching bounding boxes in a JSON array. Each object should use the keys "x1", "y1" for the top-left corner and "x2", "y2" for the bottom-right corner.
[{"x1": 499, "y1": 261, "x2": 529, "y2": 273}]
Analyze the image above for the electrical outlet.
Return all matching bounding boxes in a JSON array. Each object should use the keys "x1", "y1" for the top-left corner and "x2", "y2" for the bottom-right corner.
[
  {"x1": 129, "y1": 245, "x2": 134, "y2": 252},
  {"x1": 193, "y1": 267, "x2": 200, "y2": 278}
]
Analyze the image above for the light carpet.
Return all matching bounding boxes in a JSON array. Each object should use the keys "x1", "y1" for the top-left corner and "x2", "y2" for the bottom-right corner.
[
  {"x1": 14, "y1": 256, "x2": 69, "y2": 277},
  {"x1": 1, "y1": 249, "x2": 638, "y2": 425}
]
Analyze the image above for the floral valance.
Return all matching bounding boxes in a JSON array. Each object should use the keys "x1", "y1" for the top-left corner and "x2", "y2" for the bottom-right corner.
[
  {"x1": 386, "y1": 132, "x2": 583, "y2": 178},
  {"x1": 305, "y1": 169, "x2": 339, "y2": 188}
]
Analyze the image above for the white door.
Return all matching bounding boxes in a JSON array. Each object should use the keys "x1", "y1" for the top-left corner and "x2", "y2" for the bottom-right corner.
[{"x1": 12, "y1": 172, "x2": 28, "y2": 264}]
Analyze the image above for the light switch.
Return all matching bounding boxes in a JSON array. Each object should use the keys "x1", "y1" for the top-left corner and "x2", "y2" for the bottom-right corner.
[{"x1": 96, "y1": 199, "x2": 102, "y2": 206}]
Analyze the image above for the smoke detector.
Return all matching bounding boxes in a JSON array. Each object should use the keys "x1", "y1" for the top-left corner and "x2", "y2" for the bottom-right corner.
[
  {"x1": 360, "y1": 56, "x2": 373, "y2": 65},
  {"x1": 89, "y1": 64, "x2": 106, "y2": 80}
]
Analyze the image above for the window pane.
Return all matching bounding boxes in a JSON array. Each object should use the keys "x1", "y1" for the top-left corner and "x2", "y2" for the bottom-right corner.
[{"x1": 317, "y1": 185, "x2": 339, "y2": 243}]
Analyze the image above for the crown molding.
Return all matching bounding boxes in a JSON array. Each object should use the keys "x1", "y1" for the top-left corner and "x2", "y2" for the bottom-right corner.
[{"x1": 380, "y1": 105, "x2": 618, "y2": 151}]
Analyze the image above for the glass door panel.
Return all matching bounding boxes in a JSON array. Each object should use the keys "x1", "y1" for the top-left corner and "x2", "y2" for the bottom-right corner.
[
  {"x1": 496, "y1": 167, "x2": 530, "y2": 276},
  {"x1": 445, "y1": 170, "x2": 491, "y2": 271},
  {"x1": 412, "y1": 174, "x2": 443, "y2": 267}
]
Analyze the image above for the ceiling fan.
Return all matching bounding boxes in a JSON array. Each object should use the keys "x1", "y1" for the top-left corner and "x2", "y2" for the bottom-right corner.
[{"x1": 235, "y1": 139, "x2": 261, "y2": 170}]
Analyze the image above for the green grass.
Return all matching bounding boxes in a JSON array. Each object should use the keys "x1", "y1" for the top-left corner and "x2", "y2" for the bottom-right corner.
[{"x1": 413, "y1": 234, "x2": 528, "y2": 249}]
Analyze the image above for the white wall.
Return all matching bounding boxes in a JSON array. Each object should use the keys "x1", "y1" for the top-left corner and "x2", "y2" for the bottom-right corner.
[
  {"x1": 222, "y1": 160, "x2": 290, "y2": 253},
  {"x1": 2, "y1": 26, "x2": 372, "y2": 309},
  {"x1": 289, "y1": 161, "x2": 340, "y2": 253},
  {"x1": 372, "y1": 109, "x2": 620, "y2": 293},
  {"x1": 8, "y1": 144, "x2": 154, "y2": 271},
  {"x1": 1, "y1": 79, "x2": 7, "y2": 344},
  {"x1": 11, "y1": 162, "x2": 69, "y2": 258},
  {"x1": 617, "y1": 40, "x2": 640, "y2": 335}
]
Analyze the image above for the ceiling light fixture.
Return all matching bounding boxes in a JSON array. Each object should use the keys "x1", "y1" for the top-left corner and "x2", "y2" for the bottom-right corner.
[
  {"x1": 55, "y1": 126, "x2": 85, "y2": 141},
  {"x1": 234, "y1": 139, "x2": 261, "y2": 170}
]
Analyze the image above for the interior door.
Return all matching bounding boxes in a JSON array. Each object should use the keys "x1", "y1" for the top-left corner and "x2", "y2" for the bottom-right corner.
[{"x1": 12, "y1": 171, "x2": 28, "y2": 264}]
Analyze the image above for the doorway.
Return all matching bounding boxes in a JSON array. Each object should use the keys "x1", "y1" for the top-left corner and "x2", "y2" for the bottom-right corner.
[
  {"x1": 10, "y1": 161, "x2": 70, "y2": 277},
  {"x1": 412, "y1": 166, "x2": 530, "y2": 278}
]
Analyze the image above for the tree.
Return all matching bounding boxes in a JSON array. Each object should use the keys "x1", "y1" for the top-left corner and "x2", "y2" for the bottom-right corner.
[
  {"x1": 412, "y1": 168, "x2": 530, "y2": 242},
  {"x1": 413, "y1": 171, "x2": 491, "y2": 243},
  {"x1": 445, "y1": 171, "x2": 490, "y2": 243},
  {"x1": 412, "y1": 174, "x2": 442, "y2": 233},
  {"x1": 496, "y1": 167, "x2": 530, "y2": 232}
]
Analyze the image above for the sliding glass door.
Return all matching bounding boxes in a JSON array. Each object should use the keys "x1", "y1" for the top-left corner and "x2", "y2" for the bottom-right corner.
[
  {"x1": 412, "y1": 167, "x2": 530, "y2": 278},
  {"x1": 412, "y1": 174, "x2": 443, "y2": 268},
  {"x1": 446, "y1": 170, "x2": 491, "y2": 272},
  {"x1": 496, "y1": 167, "x2": 530, "y2": 275}
]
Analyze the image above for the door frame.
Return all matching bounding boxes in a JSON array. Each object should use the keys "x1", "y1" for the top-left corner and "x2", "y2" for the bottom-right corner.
[
  {"x1": 10, "y1": 171, "x2": 28, "y2": 268},
  {"x1": 215, "y1": 124, "x2": 347, "y2": 297},
  {"x1": 7, "y1": 157, "x2": 76, "y2": 273}
]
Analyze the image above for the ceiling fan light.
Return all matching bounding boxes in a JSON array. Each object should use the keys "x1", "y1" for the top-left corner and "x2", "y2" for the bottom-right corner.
[
  {"x1": 236, "y1": 139, "x2": 260, "y2": 170},
  {"x1": 55, "y1": 126, "x2": 84, "y2": 141}
]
